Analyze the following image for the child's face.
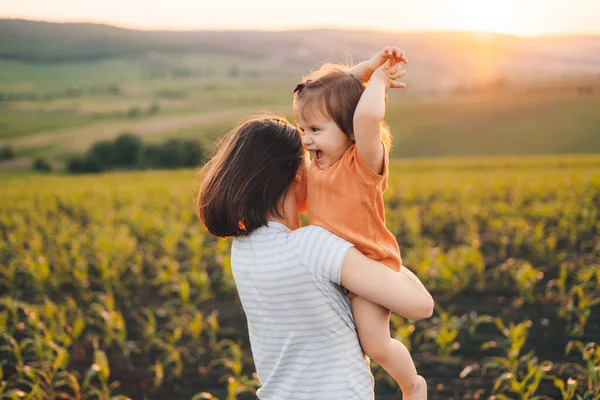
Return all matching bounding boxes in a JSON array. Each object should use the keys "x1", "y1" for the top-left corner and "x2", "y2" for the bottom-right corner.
[{"x1": 297, "y1": 110, "x2": 354, "y2": 170}]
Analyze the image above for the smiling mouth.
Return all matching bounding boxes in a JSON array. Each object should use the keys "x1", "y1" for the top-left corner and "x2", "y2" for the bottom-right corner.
[{"x1": 307, "y1": 149, "x2": 324, "y2": 162}]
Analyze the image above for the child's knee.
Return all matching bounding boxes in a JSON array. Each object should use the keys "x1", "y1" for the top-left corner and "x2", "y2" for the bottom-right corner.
[{"x1": 360, "y1": 336, "x2": 391, "y2": 363}]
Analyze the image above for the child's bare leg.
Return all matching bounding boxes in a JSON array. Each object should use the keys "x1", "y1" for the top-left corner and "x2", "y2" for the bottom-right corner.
[{"x1": 351, "y1": 295, "x2": 427, "y2": 399}]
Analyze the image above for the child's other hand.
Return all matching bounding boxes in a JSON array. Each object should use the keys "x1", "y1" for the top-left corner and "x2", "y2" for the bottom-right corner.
[
  {"x1": 372, "y1": 59, "x2": 407, "y2": 92},
  {"x1": 369, "y1": 46, "x2": 408, "y2": 72}
]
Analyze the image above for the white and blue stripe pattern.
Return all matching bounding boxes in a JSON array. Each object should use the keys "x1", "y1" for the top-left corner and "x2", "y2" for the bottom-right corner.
[{"x1": 231, "y1": 222, "x2": 374, "y2": 399}]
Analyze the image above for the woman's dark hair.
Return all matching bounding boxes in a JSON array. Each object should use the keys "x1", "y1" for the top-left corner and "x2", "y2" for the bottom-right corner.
[{"x1": 197, "y1": 114, "x2": 304, "y2": 238}]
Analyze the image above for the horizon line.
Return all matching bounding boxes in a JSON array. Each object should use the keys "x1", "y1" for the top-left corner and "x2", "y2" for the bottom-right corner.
[{"x1": 2, "y1": 17, "x2": 600, "y2": 38}]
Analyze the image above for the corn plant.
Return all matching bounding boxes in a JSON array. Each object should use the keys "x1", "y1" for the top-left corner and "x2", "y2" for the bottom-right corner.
[
  {"x1": 559, "y1": 286, "x2": 600, "y2": 337},
  {"x1": 475, "y1": 318, "x2": 555, "y2": 399},
  {"x1": 425, "y1": 305, "x2": 466, "y2": 358},
  {"x1": 87, "y1": 295, "x2": 127, "y2": 349},
  {"x1": 81, "y1": 340, "x2": 130, "y2": 400},
  {"x1": 209, "y1": 340, "x2": 259, "y2": 400},
  {"x1": 552, "y1": 377, "x2": 578, "y2": 400},
  {"x1": 505, "y1": 259, "x2": 544, "y2": 304},
  {"x1": 565, "y1": 341, "x2": 600, "y2": 397},
  {"x1": 2, "y1": 157, "x2": 600, "y2": 398},
  {"x1": 483, "y1": 319, "x2": 532, "y2": 375},
  {"x1": 490, "y1": 356, "x2": 553, "y2": 400}
]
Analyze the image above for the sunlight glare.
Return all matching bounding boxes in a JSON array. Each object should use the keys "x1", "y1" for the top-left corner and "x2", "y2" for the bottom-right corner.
[{"x1": 456, "y1": 0, "x2": 521, "y2": 35}]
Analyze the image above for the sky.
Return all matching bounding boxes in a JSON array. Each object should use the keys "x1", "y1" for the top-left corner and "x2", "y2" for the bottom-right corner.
[{"x1": 1, "y1": 0, "x2": 600, "y2": 36}]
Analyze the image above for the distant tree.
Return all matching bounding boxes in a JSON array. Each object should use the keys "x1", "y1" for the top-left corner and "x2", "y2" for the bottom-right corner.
[
  {"x1": 173, "y1": 138, "x2": 205, "y2": 167},
  {"x1": 140, "y1": 143, "x2": 164, "y2": 169},
  {"x1": 127, "y1": 107, "x2": 141, "y2": 119},
  {"x1": 32, "y1": 158, "x2": 53, "y2": 172},
  {"x1": 86, "y1": 140, "x2": 114, "y2": 170},
  {"x1": 108, "y1": 84, "x2": 122, "y2": 96},
  {"x1": 66, "y1": 157, "x2": 85, "y2": 173},
  {"x1": 181, "y1": 139, "x2": 206, "y2": 167},
  {"x1": 0, "y1": 145, "x2": 14, "y2": 161},
  {"x1": 66, "y1": 134, "x2": 206, "y2": 174},
  {"x1": 140, "y1": 139, "x2": 204, "y2": 169},
  {"x1": 147, "y1": 103, "x2": 160, "y2": 116},
  {"x1": 154, "y1": 139, "x2": 187, "y2": 168},
  {"x1": 66, "y1": 156, "x2": 104, "y2": 174},
  {"x1": 113, "y1": 133, "x2": 142, "y2": 167}
]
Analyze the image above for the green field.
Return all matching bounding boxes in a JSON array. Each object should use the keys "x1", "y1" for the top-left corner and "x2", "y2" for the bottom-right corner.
[
  {"x1": 2, "y1": 53, "x2": 600, "y2": 167},
  {"x1": 0, "y1": 54, "x2": 297, "y2": 162},
  {"x1": 1, "y1": 157, "x2": 599, "y2": 399}
]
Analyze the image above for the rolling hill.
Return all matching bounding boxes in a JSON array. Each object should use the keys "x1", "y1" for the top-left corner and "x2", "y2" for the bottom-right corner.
[{"x1": 1, "y1": 19, "x2": 600, "y2": 90}]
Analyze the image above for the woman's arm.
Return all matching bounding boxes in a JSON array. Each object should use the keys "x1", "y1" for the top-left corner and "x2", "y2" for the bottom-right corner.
[{"x1": 340, "y1": 248, "x2": 434, "y2": 320}]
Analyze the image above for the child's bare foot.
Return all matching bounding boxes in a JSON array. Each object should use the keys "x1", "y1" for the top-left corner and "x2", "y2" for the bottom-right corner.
[{"x1": 403, "y1": 375, "x2": 427, "y2": 400}]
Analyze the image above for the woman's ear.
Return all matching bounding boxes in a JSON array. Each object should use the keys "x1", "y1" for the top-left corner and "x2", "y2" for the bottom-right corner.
[
  {"x1": 295, "y1": 164, "x2": 306, "y2": 182},
  {"x1": 295, "y1": 152, "x2": 309, "y2": 182},
  {"x1": 349, "y1": 132, "x2": 355, "y2": 141}
]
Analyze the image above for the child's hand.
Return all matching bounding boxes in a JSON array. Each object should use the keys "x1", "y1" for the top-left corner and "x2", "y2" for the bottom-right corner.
[
  {"x1": 348, "y1": 46, "x2": 407, "y2": 82},
  {"x1": 372, "y1": 59, "x2": 407, "y2": 92},
  {"x1": 368, "y1": 46, "x2": 408, "y2": 72}
]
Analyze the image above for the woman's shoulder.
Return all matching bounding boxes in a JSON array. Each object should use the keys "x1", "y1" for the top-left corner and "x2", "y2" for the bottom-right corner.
[
  {"x1": 292, "y1": 225, "x2": 339, "y2": 242},
  {"x1": 290, "y1": 226, "x2": 354, "y2": 260},
  {"x1": 290, "y1": 225, "x2": 354, "y2": 284}
]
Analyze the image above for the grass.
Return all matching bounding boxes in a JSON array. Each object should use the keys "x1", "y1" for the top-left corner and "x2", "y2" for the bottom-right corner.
[
  {"x1": 0, "y1": 57, "x2": 599, "y2": 164},
  {"x1": 387, "y1": 87, "x2": 600, "y2": 157},
  {"x1": 0, "y1": 56, "x2": 296, "y2": 154},
  {"x1": 0, "y1": 108, "x2": 94, "y2": 139},
  {"x1": 0, "y1": 59, "x2": 143, "y2": 89}
]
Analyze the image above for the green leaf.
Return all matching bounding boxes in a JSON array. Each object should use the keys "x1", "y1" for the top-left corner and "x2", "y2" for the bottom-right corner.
[
  {"x1": 553, "y1": 377, "x2": 566, "y2": 392},
  {"x1": 93, "y1": 349, "x2": 110, "y2": 382},
  {"x1": 179, "y1": 279, "x2": 190, "y2": 304},
  {"x1": 493, "y1": 372, "x2": 513, "y2": 392},
  {"x1": 52, "y1": 347, "x2": 69, "y2": 372},
  {"x1": 82, "y1": 366, "x2": 98, "y2": 390},
  {"x1": 153, "y1": 361, "x2": 164, "y2": 389},
  {"x1": 71, "y1": 317, "x2": 85, "y2": 340}
]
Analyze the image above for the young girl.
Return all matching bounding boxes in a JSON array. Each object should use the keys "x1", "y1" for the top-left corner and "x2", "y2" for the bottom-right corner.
[{"x1": 293, "y1": 47, "x2": 429, "y2": 399}]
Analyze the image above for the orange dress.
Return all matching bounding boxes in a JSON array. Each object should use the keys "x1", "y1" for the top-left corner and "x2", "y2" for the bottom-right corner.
[{"x1": 307, "y1": 144, "x2": 402, "y2": 298}]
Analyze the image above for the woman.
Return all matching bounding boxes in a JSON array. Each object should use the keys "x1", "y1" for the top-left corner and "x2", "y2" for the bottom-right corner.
[{"x1": 197, "y1": 115, "x2": 433, "y2": 399}]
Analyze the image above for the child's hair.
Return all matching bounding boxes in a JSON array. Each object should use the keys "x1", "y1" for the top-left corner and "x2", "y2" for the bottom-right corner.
[
  {"x1": 197, "y1": 114, "x2": 305, "y2": 238},
  {"x1": 293, "y1": 63, "x2": 391, "y2": 152}
]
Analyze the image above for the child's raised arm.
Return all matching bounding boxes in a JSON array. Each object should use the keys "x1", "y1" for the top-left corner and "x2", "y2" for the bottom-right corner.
[
  {"x1": 347, "y1": 46, "x2": 408, "y2": 82},
  {"x1": 353, "y1": 58, "x2": 407, "y2": 174}
]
